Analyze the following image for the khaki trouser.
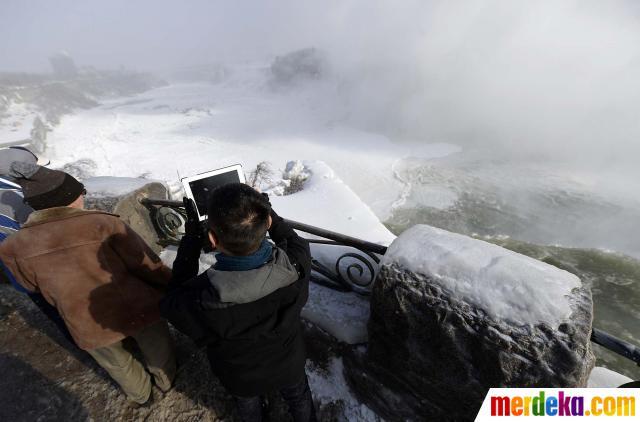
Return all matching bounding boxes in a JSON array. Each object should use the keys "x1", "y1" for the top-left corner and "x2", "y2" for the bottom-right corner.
[{"x1": 88, "y1": 321, "x2": 176, "y2": 404}]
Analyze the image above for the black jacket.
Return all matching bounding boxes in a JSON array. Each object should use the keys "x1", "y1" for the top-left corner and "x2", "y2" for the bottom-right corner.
[{"x1": 159, "y1": 210, "x2": 311, "y2": 396}]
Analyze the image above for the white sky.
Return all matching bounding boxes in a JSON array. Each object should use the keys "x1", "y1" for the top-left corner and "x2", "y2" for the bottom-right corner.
[
  {"x1": 0, "y1": 0, "x2": 336, "y2": 71},
  {"x1": 1, "y1": 0, "x2": 639, "y2": 161}
]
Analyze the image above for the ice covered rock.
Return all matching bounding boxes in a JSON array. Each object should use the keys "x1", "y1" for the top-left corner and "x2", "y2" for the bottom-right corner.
[
  {"x1": 256, "y1": 160, "x2": 312, "y2": 196},
  {"x1": 49, "y1": 51, "x2": 79, "y2": 79},
  {"x1": 270, "y1": 48, "x2": 327, "y2": 85},
  {"x1": 283, "y1": 160, "x2": 311, "y2": 181},
  {"x1": 84, "y1": 176, "x2": 169, "y2": 253},
  {"x1": 347, "y1": 225, "x2": 595, "y2": 420},
  {"x1": 282, "y1": 160, "x2": 311, "y2": 195},
  {"x1": 382, "y1": 225, "x2": 584, "y2": 327}
]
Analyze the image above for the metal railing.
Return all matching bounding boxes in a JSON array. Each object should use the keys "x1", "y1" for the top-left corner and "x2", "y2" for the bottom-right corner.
[
  {"x1": 140, "y1": 197, "x2": 385, "y2": 294},
  {"x1": 140, "y1": 197, "x2": 640, "y2": 369},
  {"x1": 592, "y1": 328, "x2": 640, "y2": 366}
]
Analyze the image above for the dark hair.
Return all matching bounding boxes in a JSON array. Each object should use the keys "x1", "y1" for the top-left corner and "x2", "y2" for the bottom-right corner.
[{"x1": 207, "y1": 183, "x2": 271, "y2": 255}]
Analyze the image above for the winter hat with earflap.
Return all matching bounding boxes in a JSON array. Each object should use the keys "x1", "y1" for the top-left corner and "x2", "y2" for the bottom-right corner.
[{"x1": 9, "y1": 162, "x2": 85, "y2": 210}]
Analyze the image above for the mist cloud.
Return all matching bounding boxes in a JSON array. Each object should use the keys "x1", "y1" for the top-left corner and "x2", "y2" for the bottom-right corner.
[{"x1": 317, "y1": 1, "x2": 640, "y2": 162}]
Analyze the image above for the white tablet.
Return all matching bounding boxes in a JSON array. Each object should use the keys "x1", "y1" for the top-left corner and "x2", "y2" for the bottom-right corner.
[{"x1": 182, "y1": 164, "x2": 246, "y2": 221}]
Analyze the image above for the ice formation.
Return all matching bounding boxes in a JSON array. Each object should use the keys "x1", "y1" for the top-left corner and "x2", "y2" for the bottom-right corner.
[{"x1": 382, "y1": 225, "x2": 582, "y2": 327}]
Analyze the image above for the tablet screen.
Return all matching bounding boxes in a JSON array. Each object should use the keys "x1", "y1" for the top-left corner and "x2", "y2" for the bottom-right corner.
[{"x1": 188, "y1": 170, "x2": 242, "y2": 217}]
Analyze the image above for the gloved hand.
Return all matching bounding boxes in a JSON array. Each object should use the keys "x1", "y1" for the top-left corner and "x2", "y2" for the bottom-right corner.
[
  {"x1": 183, "y1": 197, "x2": 202, "y2": 238},
  {"x1": 261, "y1": 192, "x2": 271, "y2": 206}
]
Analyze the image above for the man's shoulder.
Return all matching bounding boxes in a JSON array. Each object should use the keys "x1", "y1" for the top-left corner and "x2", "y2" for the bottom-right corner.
[
  {"x1": 23, "y1": 208, "x2": 120, "y2": 228},
  {"x1": 4, "y1": 210, "x2": 123, "y2": 258},
  {"x1": 75, "y1": 210, "x2": 122, "y2": 228}
]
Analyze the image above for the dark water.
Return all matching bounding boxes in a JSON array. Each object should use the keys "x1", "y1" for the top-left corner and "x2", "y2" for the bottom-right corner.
[{"x1": 385, "y1": 156, "x2": 640, "y2": 380}]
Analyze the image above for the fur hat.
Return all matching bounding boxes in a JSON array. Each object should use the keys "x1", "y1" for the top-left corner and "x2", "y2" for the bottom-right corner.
[{"x1": 9, "y1": 162, "x2": 85, "y2": 210}]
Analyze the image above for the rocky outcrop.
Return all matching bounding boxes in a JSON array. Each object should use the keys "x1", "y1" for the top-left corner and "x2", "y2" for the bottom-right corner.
[
  {"x1": 270, "y1": 48, "x2": 327, "y2": 86},
  {"x1": 84, "y1": 177, "x2": 169, "y2": 254},
  {"x1": 49, "y1": 52, "x2": 79, "y2": 79},
  {"x1": 346, "y1": 225, "x2": 595, "y2": 420}
]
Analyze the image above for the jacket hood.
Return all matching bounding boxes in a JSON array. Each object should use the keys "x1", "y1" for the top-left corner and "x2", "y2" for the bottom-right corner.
[{"x1": 206, "y1": 246, "x2": 299, "y2": 304}]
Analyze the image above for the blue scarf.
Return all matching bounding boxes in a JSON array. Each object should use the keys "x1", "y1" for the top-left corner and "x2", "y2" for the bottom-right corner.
[{"x1": 214, "y1": 239, "x2": 273, "y2": 271}]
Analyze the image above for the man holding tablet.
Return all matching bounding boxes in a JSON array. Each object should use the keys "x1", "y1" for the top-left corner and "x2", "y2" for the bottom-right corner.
[{"x1": 161, "y1": 170, "x2": 316, "y2": 422}]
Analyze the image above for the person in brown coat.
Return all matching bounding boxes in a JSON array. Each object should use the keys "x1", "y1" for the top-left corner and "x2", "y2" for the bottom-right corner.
[{"x1": 0, "y1": 163, "x2": 176, "y2": 405}]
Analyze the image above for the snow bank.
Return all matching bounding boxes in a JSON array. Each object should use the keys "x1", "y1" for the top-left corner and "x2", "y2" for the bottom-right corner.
[
  {"x1": 587, "y1": 367, "x2": 633, "y2": 388},
  {"x1": 382, "y1": 225, "x2": 581, "y2": 327},
  {"x1": 271, "y1": 160, "x2": 395, "y2": 245},
  {"x1": 270, "y1": 161, "x2": 391, "y2": 344},
  {"x1": 301, "y1": 283, "x2": 369, "y2": 344}
]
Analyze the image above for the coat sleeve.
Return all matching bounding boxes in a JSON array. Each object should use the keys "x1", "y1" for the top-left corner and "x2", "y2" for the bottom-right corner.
[
  {"x1": 168, "y1": 234, "x2": 203, "y2": 290},
  {"x1": 109, "y1": 218, "x2": 172, "y2": 289},
  {"x1": 268, "y1": 209, "x2": 311, "y2": 305},
  {"x1": 159, "y1": 275, "x2": 213, "y2": 347}
]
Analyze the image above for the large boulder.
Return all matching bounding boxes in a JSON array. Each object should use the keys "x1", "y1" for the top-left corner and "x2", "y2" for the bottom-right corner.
[
  {"x1": 270, "y1": 48, "x2": 327, "y2": 86},
  {"x1": 83, "y1": 177, "x2": 169, "y2": 254},
  {"x1": 346, "y1": 225, "x2": 595, "y2": 420}
]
